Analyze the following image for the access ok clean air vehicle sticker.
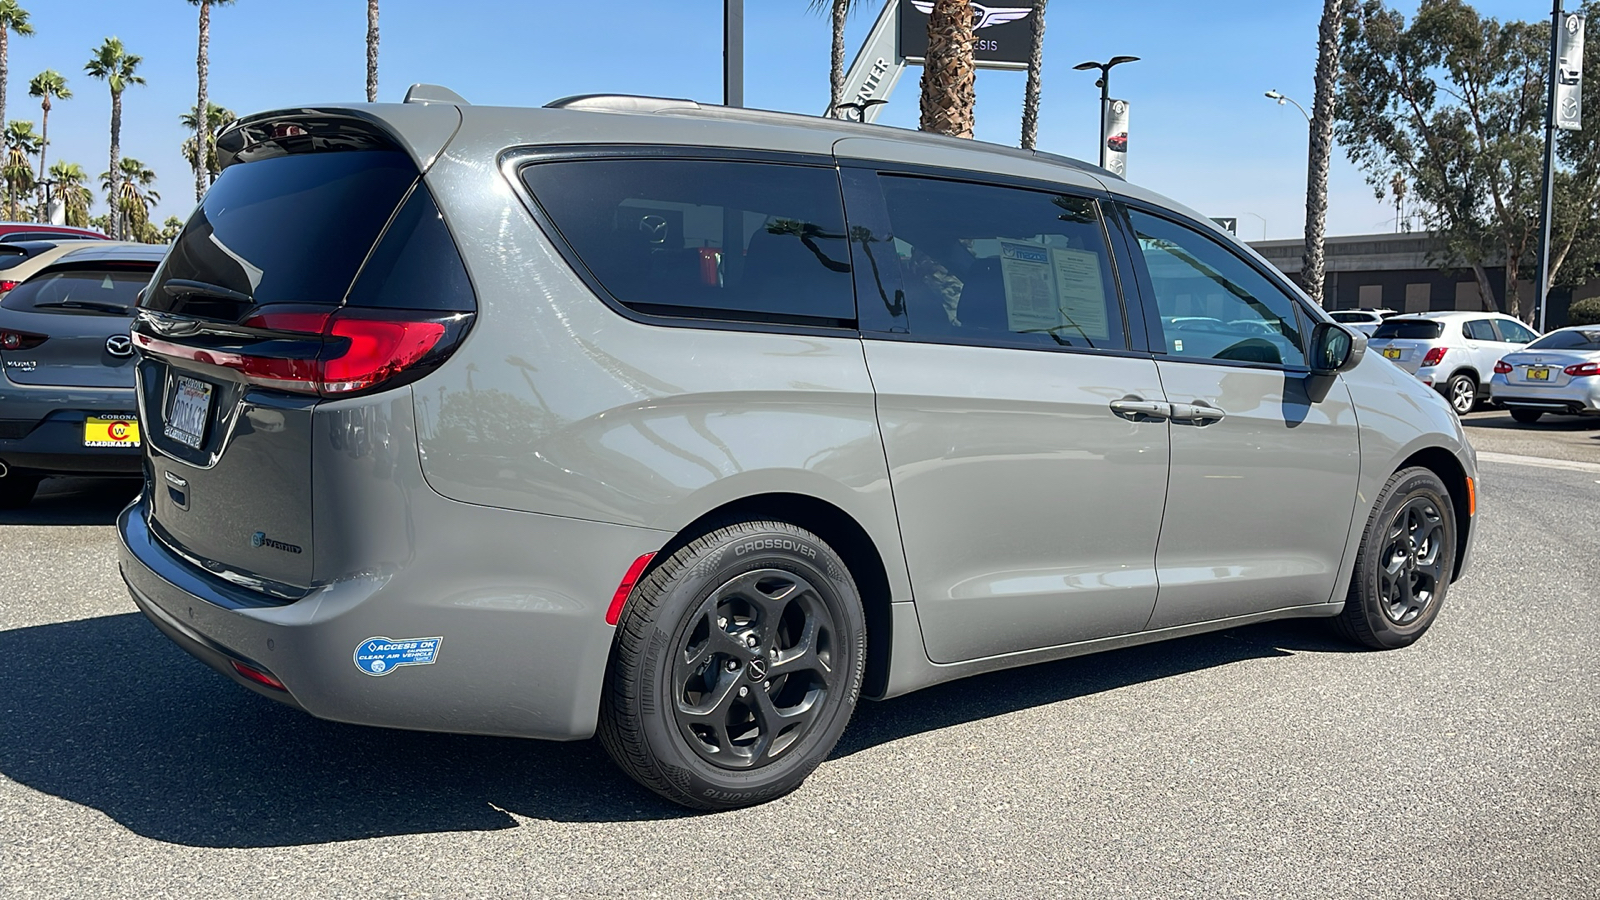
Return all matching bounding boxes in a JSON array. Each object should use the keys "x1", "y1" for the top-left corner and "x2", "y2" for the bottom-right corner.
[{"x1": 353, "y1": 636, "x2": 443, "y2": 676}]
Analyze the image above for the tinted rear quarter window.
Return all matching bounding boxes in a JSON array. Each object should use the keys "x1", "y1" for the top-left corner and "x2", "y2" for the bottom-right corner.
[
  {"x1": 1, "y1": 268, "x2": 152, "y2": 315},
  {"x1": 521, "y1": 158, "x2": 855, "y2": 327},
  {"x1": 148, "y1": 149, "x2": 417, "y2": 320},
  {"x1": 1372, "y1": 320, "x2": 1444, "y2": 340}
]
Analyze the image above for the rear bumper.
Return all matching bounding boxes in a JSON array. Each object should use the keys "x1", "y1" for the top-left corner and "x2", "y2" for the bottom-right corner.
[
  {"x1": 0, "y1": 384, "x2": 142, "y2": 475},
  {"x1": 118, "y1": 489, "x2": 667, "y2": 741},
  {"x1": 1488, "y1": 377, "x2": 1600, "y2": 414}
]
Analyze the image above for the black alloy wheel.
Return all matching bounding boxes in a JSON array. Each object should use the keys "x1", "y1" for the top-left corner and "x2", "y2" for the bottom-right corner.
[
  {"x1": 600, "y1": 520, "x2": 865, "y2": 810},
  {"x1": 1335, "y1": 466, "x2": 1457, "y2": 649}
]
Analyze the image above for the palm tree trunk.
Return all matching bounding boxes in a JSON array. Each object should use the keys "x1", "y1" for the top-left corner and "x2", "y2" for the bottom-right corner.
[
  {"x1": 1020, "y1": 0, "x2": 1047, "y2": 149},
  {"x1": 366, "y1": 0, "x2": 380, "y2": 103},
  {"x1": 109, "y1": 90, "x2": 122, "y2": 240},
  {"x1": 0, "y1": 29, "x2": 8, "y2": 144},
  {"x1": 919, "y1": 0, "x2": 976, "y2": 138},
  {"x1": 1301, "y1": 0, "x2": 1343, "y2": 307},
  {"x1": 35, "y1": 97, "x2": 48, "y2": 215},
  {"x1": 829, "y1": 0, "x2": 847, "y2": 116},
  {"x1": 196, "y1": 1, "x2": 210, "y2": 203}
]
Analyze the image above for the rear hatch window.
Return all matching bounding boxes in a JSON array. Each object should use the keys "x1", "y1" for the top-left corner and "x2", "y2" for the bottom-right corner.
[
  {"x1": 1372, "y1": 320, "x2": 1444, "y2": 340},
  {"x1": 3, "y1": 268, "x2": 147, "y2": 315},
  {"x1": 0, "y1": 265, "x2": 153, "y2": 388},
  {"x1": 134, "y1": 118, "x2": 475, "y2": 594}
]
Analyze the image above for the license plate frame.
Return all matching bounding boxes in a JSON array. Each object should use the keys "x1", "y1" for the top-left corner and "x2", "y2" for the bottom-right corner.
[
  {"x1": 1382, "y1": 347, "x2": 1402, "y2": 360},
  {"x1": 83, "y1": 416, "x2": 140, "y2": 448},
  {"x1": 1528, "y1": 367, "x2": 1551, "y2": 381},
  {"x1": 164, "y1": 375, "x2": 214, "y2": 449}
]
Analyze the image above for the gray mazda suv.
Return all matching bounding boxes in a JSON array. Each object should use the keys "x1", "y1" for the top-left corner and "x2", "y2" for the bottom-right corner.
[{"x1": 119, "y1": 88, "x2": 1478, "y2": 810}]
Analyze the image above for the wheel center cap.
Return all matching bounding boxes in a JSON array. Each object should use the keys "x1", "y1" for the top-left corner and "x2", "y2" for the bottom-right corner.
[{"x1": 747, "y1": 658, "x2": 768, "y2": 682}]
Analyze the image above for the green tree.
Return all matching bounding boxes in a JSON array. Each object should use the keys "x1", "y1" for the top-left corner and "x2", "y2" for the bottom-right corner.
[
  {"x1": 187, "y1": 1, "x2": 235, "y2": 202},
  {"x1": 100, "y1": 156, "x2": 157, "y2": 240},
  {"x1": 1336, "y1": 0, "x2": 1600, "y2": 322},
  {"x1": 180, "y1": 101, "x2": 235, "y2": 187},
  {"x1": 366, "y1": 0, "x2": 379, "y2": 101},
  {"x1": 158, "y1": 214, "x2": 184, "y2": 243},
  {"x1": 1020, "y1": 1, "x2": 1047, "y2": 149},
  {"x1": 84, "y1": 37, "x2": 144, "y2": 240},
  {"x1": 2, "y1": 119, "x2": 39, "y2": 219},
  {"x1": 919, "y1": 0, "x2": 976, "y2": 137},
  {"x1": 0, "y1": 2, "x2": 33, "y2": 146},
  {"x1": 27, "y1": 69, "x2": 68, "y2": 213},
  {"x1": 47, "y1": 160, "x2": 91, "y2": 226}
]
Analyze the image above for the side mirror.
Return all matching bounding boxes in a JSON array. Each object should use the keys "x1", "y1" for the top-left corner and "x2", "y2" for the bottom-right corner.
[{"x1": 1309, "y1": 321, "x2": 1366, "y2": 375}]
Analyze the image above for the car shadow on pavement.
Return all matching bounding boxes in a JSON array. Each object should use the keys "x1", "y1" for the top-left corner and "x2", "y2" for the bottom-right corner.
[
  {"x1": 0, "y1": 611, "x2": 1340, "y2": 847},
  {"x1": 0, "y1": 477, "x2": 140, "y2": 526}
]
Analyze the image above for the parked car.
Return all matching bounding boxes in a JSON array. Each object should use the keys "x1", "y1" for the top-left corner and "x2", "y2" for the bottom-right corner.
[
  {"x1": 0, "y1": 240, "x2": 109, "y2": 294},
  {"x1": 119, "y1": 91, "x2": 1478, "y2": 811},
  {"x1": 1365, "y1": 311, "x2": 1539, "y2": 414},
  {"x1": 1488, "y1": 326, "x2": 1600, "y2": 422},
  {"x1": 0, "y1": 222, "x2": 109, "y2": 243},
  {"x1": 1328, "y1": 308, "x2": 1397, "y2": 336},
  {"x1": 0, "y1": 242, "x2": 168, "y2": 506}
]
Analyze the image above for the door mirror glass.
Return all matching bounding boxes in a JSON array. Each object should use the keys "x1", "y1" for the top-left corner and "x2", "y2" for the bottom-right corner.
[{"x1": 1310, "y1": 321, "x2": 1365, "y2": 374}]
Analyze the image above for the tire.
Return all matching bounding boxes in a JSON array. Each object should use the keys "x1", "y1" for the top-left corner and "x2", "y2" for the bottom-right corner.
[
  {"x1": 599, "y1": 520, "x2": 866, "y2": 811},
  {"x1": 1509, "y1": 408, "x2": 1544, "y2": 424},
  {"x1": 1446, "y1": 373, "x2": 1478, "y2": 415},
  {"x1": 0, "y1": 476, "x2": 41, "y2": 509},
  {"x1": 1334, "y1": 467, "x2": 1457, "y2": 650}
]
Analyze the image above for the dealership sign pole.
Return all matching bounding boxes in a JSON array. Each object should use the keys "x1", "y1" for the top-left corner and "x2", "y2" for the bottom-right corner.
[{"x1": 1535, "y1": 2, "x2": 1584, "y2": 331}]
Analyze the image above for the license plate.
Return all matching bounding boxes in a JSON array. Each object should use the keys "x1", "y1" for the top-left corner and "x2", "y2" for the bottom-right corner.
[
  {"x1": 84, "y1": 416, "x2": 140, "y2": 448},
  {"x1": 164, "y1": 375, "x2": 214, "y2": 449},
  {"x1": 1382, "y1": 347, "x2": 1402, "y2": 360},
  {"x1": 1528, "y1": 367, "x2": 1551, "y2": 381}
]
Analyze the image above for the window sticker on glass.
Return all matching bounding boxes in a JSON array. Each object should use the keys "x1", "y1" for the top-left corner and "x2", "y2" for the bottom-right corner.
[{"x1": 998, "y1": 240, "x2": 1111, "y2": 341}]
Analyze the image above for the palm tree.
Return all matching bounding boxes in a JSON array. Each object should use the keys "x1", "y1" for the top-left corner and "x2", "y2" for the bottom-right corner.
[
  {"x1": 0, "y1": 2, "x2": 33, "y2": 147},
  {"x1": 1019, "y1": 1, "x2": 1047, "y2": 149},
  {"x1": 808, "y1": 1, "x2": 859, "y2": 118},
  {"x1": 28, "y1": 70, "x2": 68, "y2": 212},
  {"x1": 366, "y1": 0, "x2": 379, "y2": 102},
  {"x1": 1301, "y1": 0, "x2": 1346, "y2": 307},
  {"x1": 918, "y1": 0, "x2": 976, "y2": 137},
  {"x1": 100, "y1": 156, "x2": 157, "y2": 239},
  {"x1": 180, "y1": 101, "x2": 235, "y2": 187},
  {"x1": 48, "y1": 160, "x2": 91, "y2": 226},
  {"x1": 3, "y1": 119, "x2": 39, "y2": 219},
  {"x1": 84, "y1": 37, "x2": 144, "y2": 240},
  {"x1": 188, "y1": 1, "x2": 235, "y2": 202}
]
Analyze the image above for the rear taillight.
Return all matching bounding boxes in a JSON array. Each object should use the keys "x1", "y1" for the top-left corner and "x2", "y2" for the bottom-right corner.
[
  {"x1": 0, "y1": 328, "x2": 46, "y2": 351},
  {"x1": 0, "y1": 280, "x2": 17, "y2": 293},
  {"x1": 1493, "y1": 360, "x2": 1513, "y2": 374},
  {"x1": 133, "y1": 308, "x2": 464, "y2": 397},
  {"x1": 1565, "y1": 362, "x2": 1600, "y2": 377},
  {"x1": 1420, "y1": 346, "x2": 1448, "y2": 367}
]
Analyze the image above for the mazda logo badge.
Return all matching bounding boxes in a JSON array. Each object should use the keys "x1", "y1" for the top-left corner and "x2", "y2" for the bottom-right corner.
[{"x1": 105, "y1": 334, "x2": 134, "y2": 357}]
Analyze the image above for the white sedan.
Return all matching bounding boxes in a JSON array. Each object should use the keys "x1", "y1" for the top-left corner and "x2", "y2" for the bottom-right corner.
[{"x1": 1488, "y1": 326, "x2": 1600, "y2": 423}]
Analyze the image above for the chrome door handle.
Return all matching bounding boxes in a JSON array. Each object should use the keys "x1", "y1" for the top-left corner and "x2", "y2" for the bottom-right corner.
[
  {"x1": 1171, "y1": 402, "x2": 1226, "y2": 425},
  {"x1": 1109, "y1": 397, "x2": 1172, "y2": 421}
]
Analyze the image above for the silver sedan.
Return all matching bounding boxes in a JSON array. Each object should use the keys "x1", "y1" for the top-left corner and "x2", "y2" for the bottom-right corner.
[{"x1": 1488, "y1": 326, "x2": 1600, "y2": 423}]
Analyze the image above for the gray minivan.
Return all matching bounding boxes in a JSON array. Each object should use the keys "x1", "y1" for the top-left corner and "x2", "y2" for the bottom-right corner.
[{"x1": 119, "y1": 89, "x2": 1478, "y2": 810}]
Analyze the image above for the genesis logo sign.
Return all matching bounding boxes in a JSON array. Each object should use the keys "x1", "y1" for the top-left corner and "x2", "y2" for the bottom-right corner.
[
  {"x1": 909, "y1": 1, "x2": 1033, "y2": 29},
  {"x1": 251, "y1": 531, "x2": 303, "y2": 554}
]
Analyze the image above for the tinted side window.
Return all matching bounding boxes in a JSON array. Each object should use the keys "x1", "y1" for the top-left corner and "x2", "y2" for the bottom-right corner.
[
  {"x1": 521, "y1": 159, "x2": 854, "y2": 326},
  {"x1": 875, "y1": 176, "x2": 1124, "y2": 349},
  {"x1": 1497, "y1": 319, "x2": 1537, "y2": 343},
  {"x1": 1127, "y1": 210, "x2": 1304, "y2": 367},
  {"x1": 1, "y1": 268, "x2": 153, "y2": 315},
  {"x1": 1463, "y1": 319, "x2": 1497, "y2": 341}
]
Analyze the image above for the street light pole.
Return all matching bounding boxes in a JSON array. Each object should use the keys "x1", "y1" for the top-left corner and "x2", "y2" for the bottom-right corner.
[
  {"x1": 1264, "y1": 89, "x2": 1311, "y2": 122},
  {"x1": 724, "y1": 0, "x2": 744, "y2": 108},
  {"x1": 1073, "y1": 56, "x2": 1139, "y2": 168},
  {"x1": 1534, "y1": 0, "x2": 1564, "y2": 332}
]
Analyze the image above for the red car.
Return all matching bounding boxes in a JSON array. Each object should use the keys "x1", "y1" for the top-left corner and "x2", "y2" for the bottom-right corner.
[
  {"x1": 1106, "y1": 132, "x2": 1128, "y2": 153},
  {"x1": 0, "y1": 222, "x2": 109, "y2": 242}
]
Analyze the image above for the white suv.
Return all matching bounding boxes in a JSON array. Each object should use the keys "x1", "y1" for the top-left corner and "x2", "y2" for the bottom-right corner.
[{"x1": 1366, "y1": 311, "x2": 1540, "y2": 414}]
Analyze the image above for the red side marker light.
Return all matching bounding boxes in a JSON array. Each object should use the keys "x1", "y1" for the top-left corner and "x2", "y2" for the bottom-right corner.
[
  {"x1": 231, "y1": 660, "x2": 287, "y2": 691},
  {"x1": 606, "y1": 552, "x2": 658, "y2": 626}
]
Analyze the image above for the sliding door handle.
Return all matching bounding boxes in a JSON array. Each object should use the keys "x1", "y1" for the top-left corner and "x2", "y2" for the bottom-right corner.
[{"x1": 1109, "y1": 397, "x2": 1172, "y2": 421}]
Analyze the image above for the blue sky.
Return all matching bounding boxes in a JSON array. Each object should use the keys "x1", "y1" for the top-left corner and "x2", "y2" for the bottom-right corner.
[{"x1": 10, "y1": 0, "x2": 1538, "y2": 240}]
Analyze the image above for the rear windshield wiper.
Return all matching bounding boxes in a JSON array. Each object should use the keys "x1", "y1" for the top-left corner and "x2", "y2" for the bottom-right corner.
[
  {"x1": 31, "y1": 300, "x2": 132, "y2": 314},
  {"x1": 162, "y1": 278, "x2": 254, "y2": 305}
]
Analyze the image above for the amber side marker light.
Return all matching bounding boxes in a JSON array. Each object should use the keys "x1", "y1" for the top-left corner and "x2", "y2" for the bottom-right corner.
[
  {"x1": 606, "y1": 552, "x2": 658, "y2": 626},
  {"x1": 1466, "y1": 476, "x2": 1476, "y2": 517}
]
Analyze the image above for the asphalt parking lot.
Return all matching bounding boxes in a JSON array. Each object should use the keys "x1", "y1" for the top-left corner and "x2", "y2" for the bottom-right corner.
[{"x1": 1, "y1": 409, "x2": 1596, "y2": 899}]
